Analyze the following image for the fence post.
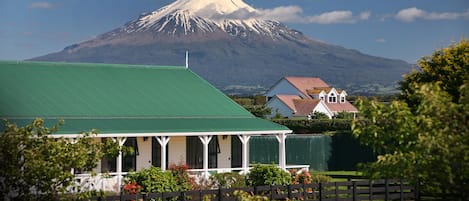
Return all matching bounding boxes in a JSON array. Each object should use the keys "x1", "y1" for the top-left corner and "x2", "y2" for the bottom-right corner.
[
  {"x1": 288, "y1": 185, "x2": 292, "y2": 200},
  {"x1": 385, "y1": 179, "x2": 389, "y2": 201},
  {"x1": 218, "y1": 188, "x2": 222, "y2": 201},
  {"x1": 319, "y1": 182, "x2": 323, "y2": 201},
  {"x1": 270, "y1": 185, "x2": 274, "y2": 201},
  {"x1": 302, "y1": 183, "x2": 307, "y2": 200},
  {"x1": 352, "y1": 181, "x2": 356, "y2": 201},
  {"x1": 399, "y1": 179, "x2": 404, "y2": 201},
  {"x1": 335, "y1": 182, "x2": 339, "y2": 201},
  {"x1": 181, "y1": 191, "x2": 186, "y2": 201},
  {"x1": 369, "y1": 180, "x2": 373, "y2": 201},
  {"x1": 415, "y1": 179, "x2": 420, "y2": 201}
]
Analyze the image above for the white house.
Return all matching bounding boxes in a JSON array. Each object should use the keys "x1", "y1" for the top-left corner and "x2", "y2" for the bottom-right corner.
[
  {"x1": 0, "y1": 61, "x2": 309, "y2": 193},
  {"x1": 266, "y1": 77, "x2": 358, "y2": 119}
]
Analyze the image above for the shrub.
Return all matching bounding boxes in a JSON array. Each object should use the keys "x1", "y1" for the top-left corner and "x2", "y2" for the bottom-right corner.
[
  {"x1": 246, "y1": 164, "x2": 291, "y2": 186},
  {"x1": 169, "y1": 163, "x2": 193, "y2": 191},
  {"x1": 210, "y1": 172, "x2": 246, "y2": 189},
  {"x1": 125, "y1": 166, "x2": 181, "y2": 193},
  {"x1": 310, "y1": 173, "x2": 332, "y2": 183},
  {"x1": 290, "y1": 169, "x2": 312, "y2": 184},
  {"x1": 233, "y1": 190, "x2": 268, "y2": 201}
]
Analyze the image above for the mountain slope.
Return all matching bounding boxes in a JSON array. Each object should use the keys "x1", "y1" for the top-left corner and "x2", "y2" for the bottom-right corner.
[{"x1": 31, "y1": 0, "x2": 411, "y2": 95}]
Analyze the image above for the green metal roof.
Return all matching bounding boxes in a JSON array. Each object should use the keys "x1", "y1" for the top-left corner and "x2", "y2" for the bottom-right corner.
[{"x1": 0, "y1": 61, "x2": 289, "y2": 134}]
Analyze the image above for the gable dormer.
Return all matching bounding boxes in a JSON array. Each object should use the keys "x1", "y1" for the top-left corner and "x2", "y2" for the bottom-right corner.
[
  {"x1": 339, "y1": 90, "x2": 348, "y2": 103},
  {"x1": 319, "y1": 90, "x2": 327, "y2": 102},
  {"x1": 327, "y1": 88, "x2": 338, "y2": 103}
]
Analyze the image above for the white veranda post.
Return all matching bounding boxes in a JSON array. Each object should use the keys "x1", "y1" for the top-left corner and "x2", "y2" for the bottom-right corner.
[
  {"x1": 69, "y1": 138, "x2": 77, "y2": 175},
  {"x1": 155, "y1": 136, "x2": 171, "y2": 171},
  {"x1": 198, "y1": 135, "x2": 212, "y2": 180},
  {"x1": 113, "y1": 137, "x2": 127, "y2": 191},
  {"x1": 275, "y1": 133, "x2": 287, "y2": 170},
  {"x1": 237, "y1": 135, "x2": 251, "y2": 174}
]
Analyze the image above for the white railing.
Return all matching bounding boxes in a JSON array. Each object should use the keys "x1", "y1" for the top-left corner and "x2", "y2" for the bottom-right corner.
[
  {"x1": 71, "y1": 165, "x2": 309, "y2": 193},
  {"x1": 70, "y1": 172, "x2": 127, "y2": 193}
]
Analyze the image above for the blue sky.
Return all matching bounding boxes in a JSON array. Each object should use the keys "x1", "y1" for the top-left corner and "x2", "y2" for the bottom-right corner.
[{"x1": 0, "y1": 0, "x2": 467, "y2": 63}]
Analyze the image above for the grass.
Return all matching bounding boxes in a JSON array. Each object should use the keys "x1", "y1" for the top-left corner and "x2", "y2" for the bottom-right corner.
[{"x1": 310, "y1": 170, "x2": 362, "y2": 182}]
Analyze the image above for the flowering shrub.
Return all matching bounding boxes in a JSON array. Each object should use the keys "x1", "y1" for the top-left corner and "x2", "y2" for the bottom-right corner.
[
  {"x1": 169, "y1": 162, "x2": 194, "y2": 191},
  {"x1": 290, "y1": 169, "x2": 312, "y2": 184},
  {"x1": 123, "y1": 181, "x2": 141, "y2": 194}
]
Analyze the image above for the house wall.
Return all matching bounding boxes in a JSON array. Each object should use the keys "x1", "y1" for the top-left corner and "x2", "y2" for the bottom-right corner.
[
  {"x1": 136, "y1": 137, "x2": 152, "y2": 171},
  {"x1": 314, "y1": 103, "x2": 333, "y2": 119},
  {"x1": 266, "y1": 97, "x2": 294, "y2": 118},
  {"x1": 168, "y1": 136, "x2": 186, "y2": 165},
  {"x1": 265, "y1": 79, "x2": 303, "y2": 99},
  {"x1": 217, "y1": 135, "x2": 231, "y2": 169}
]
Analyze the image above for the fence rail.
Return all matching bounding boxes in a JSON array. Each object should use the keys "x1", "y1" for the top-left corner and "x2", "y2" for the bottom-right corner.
[{"x1": 89, "y1": 179, "x2": 418, "y2": 201}]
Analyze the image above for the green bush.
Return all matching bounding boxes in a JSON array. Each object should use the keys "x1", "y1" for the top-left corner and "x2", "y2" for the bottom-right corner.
[
  {"x1": 309, "y1": 173, "x2": 332, "y2": 183},
  {"x1": 125, "y1": 166, "x2": 181, "y2": 193},
  {"x1": 210, "y1": 172, "x2": 246, "y2": 189},
  {"x1": 246, "y1": 164, "x2": 291, "y2": 186}
]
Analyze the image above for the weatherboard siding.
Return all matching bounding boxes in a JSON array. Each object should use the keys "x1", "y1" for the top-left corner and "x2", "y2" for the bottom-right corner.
[
  {"x1": 266, "y1": 97, "x2": 294, "y2": 118},
  {"x1": 217, "y1": 135, "x2": 231, "y2": 169},
  {"x1": 168, "y1": 137, "x2": 186, "y2": 166},
  {"x1": 136, "y1": 137, "x2": 152, "y2": 171},
  {"x1": 266, "y1": 79, "x2": 304, "y2": 100}
]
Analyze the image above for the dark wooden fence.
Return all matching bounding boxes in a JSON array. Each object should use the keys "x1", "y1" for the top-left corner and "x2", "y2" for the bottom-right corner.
[{"x1": 90, "y1": 179, "x2": 418, "y2": 201}]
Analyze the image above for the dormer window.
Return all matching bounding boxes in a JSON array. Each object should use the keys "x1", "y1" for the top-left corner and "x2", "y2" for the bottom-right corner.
[
  {"x1": 328, "y1": 93, "x2": 336, "y2": 103},
  {"x1": 320, "y1": 96, "x2": 324, "y2": 101},
  {"x1": 341, "y1": 96, "x2": 345, "y2": 103}
]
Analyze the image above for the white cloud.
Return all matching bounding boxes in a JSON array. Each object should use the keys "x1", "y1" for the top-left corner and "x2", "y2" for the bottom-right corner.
[
  {"x1": 376, "y1": 38, "x2": 386, "y2": 43},
  {"x1": 395, "y1": 7, "x2": 469, "y2": 22},
  {"x1": 30, "y1": 2, "x2": 55, "y2": 9},
  {"x1": 256, "y1": 6, "x2": 370, "y2": 24}
]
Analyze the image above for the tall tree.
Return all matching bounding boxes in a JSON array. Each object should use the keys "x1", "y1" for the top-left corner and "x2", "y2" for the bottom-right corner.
[
  {"x1": 399, "y1": 39, "x2": 468, "y2": 107},
  {"x1": 352, "y1": 40, "x2": 469, "y2": 200},
  {"x1": 0, "y1": 118, "x2": 115, "y2": 200}
]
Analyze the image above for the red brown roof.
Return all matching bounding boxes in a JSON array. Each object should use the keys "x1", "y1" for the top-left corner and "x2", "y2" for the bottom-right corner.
[
  {"x1": 275, "y1": 95, "x2": 302, "y2": 111},
  {"x1": 285, "y1": 77, "x2": 329, "y2": 99},
  {"x1": 293, "y1": 99, "x2": 321, "y2": 116},
  {"x1": 325, "y1": 102, "x2": 358, "y2": 113}
]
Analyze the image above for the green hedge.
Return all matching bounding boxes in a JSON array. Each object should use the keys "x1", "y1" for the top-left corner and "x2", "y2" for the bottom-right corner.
[{"x1": 273, "y1": 119, "x2": 352, "y2": 133}]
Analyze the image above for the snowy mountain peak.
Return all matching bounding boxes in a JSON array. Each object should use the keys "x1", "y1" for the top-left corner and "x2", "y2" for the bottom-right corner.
[{"x1": 133, "y1": 0, "x2": 283, "y2": 36}]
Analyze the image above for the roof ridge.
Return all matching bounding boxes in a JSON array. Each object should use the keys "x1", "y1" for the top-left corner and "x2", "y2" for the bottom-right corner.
[
  {"x1": 1, "y1": 115, "x2": 256, "y2": 120},
  {"x1": 0, "y1": 60, "x2": 187, "y2": 70}
]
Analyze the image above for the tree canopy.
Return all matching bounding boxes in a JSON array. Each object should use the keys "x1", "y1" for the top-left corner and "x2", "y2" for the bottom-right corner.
[
  {"x1": 352, "y1": 39, "x2": 469, "y2": 200},
  {"x1": 0, "y1": 118, "x2": 119, "y2": 200}
]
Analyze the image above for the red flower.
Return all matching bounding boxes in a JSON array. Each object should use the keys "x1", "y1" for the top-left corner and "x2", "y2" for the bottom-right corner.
[{"x1": 124, "y1": 181, "x2": 142, "y2": 194}]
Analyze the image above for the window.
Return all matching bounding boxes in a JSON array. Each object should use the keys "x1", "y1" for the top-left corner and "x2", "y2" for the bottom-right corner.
[
  {"x1": 123, "y1": 137, "x2": 138, "y2": 172},
  {"x1": 152, "y1": 137, "x2": 168, "y2": 168},
  {"x1": 328, "y1": 93, "x2": 336, "y2": 103},
  {"x1": 186, "y1": 136, "x2": 219, "y2": 169},
  {"x1": 341, "y1": 96, "x2": 345, "y2": 103},
  {"x1": 320, "y1": 96, "x2": 324, "y2": 101}
]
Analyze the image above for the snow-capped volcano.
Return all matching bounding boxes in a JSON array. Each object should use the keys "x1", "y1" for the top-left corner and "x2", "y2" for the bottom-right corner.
[
  {"x1": 135, "y1": 0, "x2": 267, "y2": 34},
  {"x1": 92, "y1": 0, "x2": 304, "y2": 43},
  {"x1": 32, "y1": 0, "x2": 411, "y2": 95}
]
